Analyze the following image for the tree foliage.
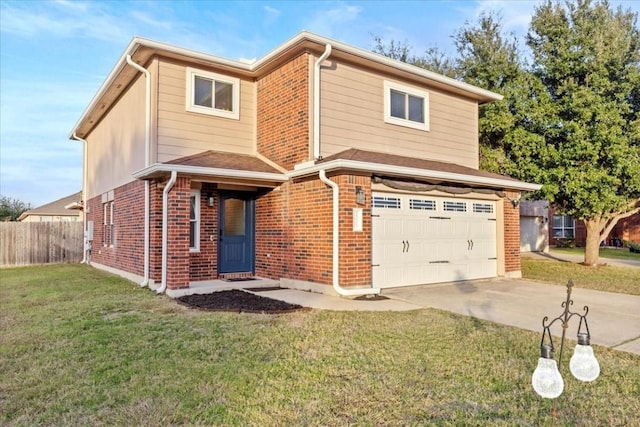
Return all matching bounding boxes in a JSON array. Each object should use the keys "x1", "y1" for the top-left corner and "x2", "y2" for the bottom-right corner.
[
  {"x1": 373, "y1": 0, "x2": 640, "y2": 265},
  {"x1": 0, "y1": 195, "x2": 32, "y2": 221}
]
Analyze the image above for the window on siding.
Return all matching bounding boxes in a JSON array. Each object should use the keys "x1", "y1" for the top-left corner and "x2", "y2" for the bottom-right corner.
[
  {"x1": 384, "y1": 81, "x2": 429, "y2": 131},
  {"x1": 190, "y1": 190, "x2": 200, "y2": 251},
  {"x1": 552, "y1": 215, "x2": 575, "y2": 238},
  {"x1": 186, "y1": 67, "x2": 240, "y2": 120}
]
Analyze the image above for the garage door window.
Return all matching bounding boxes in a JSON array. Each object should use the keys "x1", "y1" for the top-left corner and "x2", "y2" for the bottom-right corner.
[
  {"x1": 372, "y1": 196, "x2": 401, "y2": 209},
  {"x1": 410, "y1": 198, "x2": 436, "y2": 210},
  {"x1": 473, "y1": 203, "x2": 494, "y2": 214},
  {"x1": 443, "y1": 201, "x2": 467, "y2": 212}
]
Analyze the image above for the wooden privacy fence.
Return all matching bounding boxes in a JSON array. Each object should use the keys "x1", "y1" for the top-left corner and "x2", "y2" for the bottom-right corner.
[{"x1": 0, "y1": 222, "x2": 84, "y2": 266}]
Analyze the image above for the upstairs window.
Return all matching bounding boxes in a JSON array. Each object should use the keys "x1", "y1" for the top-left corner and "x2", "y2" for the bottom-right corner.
[
  {"x1": 186, "y1": 67, "x2": 240, "y2": 120},
  {"x1": 384, "y1": 81, "x2": 429, "y2": 131}
]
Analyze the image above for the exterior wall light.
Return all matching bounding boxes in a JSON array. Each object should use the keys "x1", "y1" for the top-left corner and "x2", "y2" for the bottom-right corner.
[
  {"x1": 532, "y1": 280, "x2": 599, "y2": 414},
  {"x1": 355, "y1": 186, "x2": 365, "y2": 205},
  {"x1": 207, "y1": 193, "x2": 215, "y2": 207}
]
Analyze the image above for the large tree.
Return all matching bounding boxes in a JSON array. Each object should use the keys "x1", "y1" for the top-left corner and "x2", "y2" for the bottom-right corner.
[
  {"x1": 527, "y1": 0, "x2": 640, "y2": 265},
  {"x1": 0, "y1": 195, "x2": 31, "y2": 221}
]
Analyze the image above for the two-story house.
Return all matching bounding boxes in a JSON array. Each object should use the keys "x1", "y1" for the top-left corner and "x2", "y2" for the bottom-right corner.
[{"x1": 69, "y1": 32, "x2": 540, "y2": 298}]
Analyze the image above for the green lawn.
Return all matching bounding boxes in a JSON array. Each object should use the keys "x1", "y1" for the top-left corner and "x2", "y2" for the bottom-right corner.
[
  {"x1": 552, "y1": 246, "x2": 640, "y2": 261},
  {"x1": 1, "y1": 264, "x2": 639, "y2": 426},
  {"x1": 522, "y1": 258, "x2": 640, "y2": 296}
]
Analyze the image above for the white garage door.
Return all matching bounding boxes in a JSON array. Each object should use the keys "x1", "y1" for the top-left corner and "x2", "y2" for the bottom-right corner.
[
  {"x1": 520, "y1": 216, "x2": 546, "y2": 252},
  {"x1": 372, "y1": 193, "x2": 497, "y2": 288}
]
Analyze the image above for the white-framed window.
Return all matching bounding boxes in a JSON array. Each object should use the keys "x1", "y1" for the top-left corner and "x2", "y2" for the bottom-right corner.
[
  {"x1": 103, "y1": 201, "x2": 114, "y2": 247},
  {"x1": 443, "y1": 201, "x2": 467, "y2": 212},
  {"x1": 109, "y1": 202, "x2": 115, "y2": 247},
  {"x1": 384, "y1": 81, "x2": 429, "y2": 131},
  {"x1": 190, "y1": 190, "x2": 200, "y2": 252},
  {"x1": 552, "y1": 215, "x2": 575, "y2": 238},
  {"x1": 186, "y1": 67, "x2": 240, "y2": 120},
  {"x1": 372, "y1": 196, "x2": 401, "y2": 209}
]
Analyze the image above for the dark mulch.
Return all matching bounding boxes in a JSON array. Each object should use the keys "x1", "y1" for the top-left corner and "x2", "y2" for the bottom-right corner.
[{"x1": 176, "y1": 290, "x2": 306, "y2": 314}]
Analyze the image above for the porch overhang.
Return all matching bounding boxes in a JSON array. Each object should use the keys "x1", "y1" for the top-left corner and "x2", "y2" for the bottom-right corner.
[
  {"x1": 288, "y1": 149, "x2": 541, "y2": 192},
  {"x1": 133, "y1": 164, "x2": 288, "y2": 188}
]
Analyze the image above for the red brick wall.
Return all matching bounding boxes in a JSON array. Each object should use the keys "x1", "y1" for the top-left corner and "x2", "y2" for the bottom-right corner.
[
  {"x1": 255, "y1": 174, "x2": 371, "y2": 287},
  {"x1": 503, "y1": 191, "x2": 521, "y2": 273},
  {"x1": 165, "y1": 177, "x2": 190, "y2": 289},
  {"x1": 255, "y1": 184, "x2": 288, "y2": 280},
  {"x1": 86, "y1": 180, "x2": 145, "y2": 276},
  {"x1": 257, "y1": 53, "x2": 310, "y2": 170},
  {"x1": 190, "y1": 184, "x2": 218, "y2": 281},
  {"x1": 336, "y1": 174, "x2": 371, "y2": 286}
]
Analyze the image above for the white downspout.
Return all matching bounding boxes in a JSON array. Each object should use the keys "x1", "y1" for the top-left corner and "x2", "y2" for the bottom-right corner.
[
  {"x1": 319, "y1": 170, "x2": 380, "y2": 297},
  {"x1": 157, "y1": 170, "x2": 177, "y2": 294},
  {"x1": 313, "y1": 44, "x2": 332, "y2": 160},
  {"x1": 125, "y1": 55, "x2": 151, "y2": 288},
  {"x1": 72, "y1": 133, "x2": 89, "y2": 264}
]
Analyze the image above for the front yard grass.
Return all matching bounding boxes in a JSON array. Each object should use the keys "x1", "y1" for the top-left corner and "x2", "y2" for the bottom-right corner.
[
  {"x1": 2, "y1": 264, "x2": 639, "y2": 426},
  {"x1": 552, "y1": 246, "x2": 640, "y2": 261},
  {"x1": 522, "y1": 258, "x2": 640, "y2": 295}
]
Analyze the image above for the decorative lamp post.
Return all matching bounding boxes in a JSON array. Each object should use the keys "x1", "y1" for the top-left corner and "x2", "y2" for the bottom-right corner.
[{"x1": 532, "y1": 280, "x2": 600, "y2": 403}]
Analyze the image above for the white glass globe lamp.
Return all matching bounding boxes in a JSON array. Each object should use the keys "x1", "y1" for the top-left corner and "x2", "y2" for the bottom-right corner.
[
  {"x1": 532, "y1": 345, "x2": 564, "y2": 399},
  {"x1": 569, "y1": 333, "x2": 600, "y2": 382}
]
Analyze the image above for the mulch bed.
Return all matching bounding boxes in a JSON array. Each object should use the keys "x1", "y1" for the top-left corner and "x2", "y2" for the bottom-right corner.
[{"x1": 176, "y1": 290, "x2": 306, "y2": 314}]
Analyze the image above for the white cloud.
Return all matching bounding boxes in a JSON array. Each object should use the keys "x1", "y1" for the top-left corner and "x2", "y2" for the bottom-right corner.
[
  {"x1": 264, "y1": 5, "x2": 281, "y2": 18},
  {"x1": 304, "y1": 3, "x2": 363, "y2": 38}
]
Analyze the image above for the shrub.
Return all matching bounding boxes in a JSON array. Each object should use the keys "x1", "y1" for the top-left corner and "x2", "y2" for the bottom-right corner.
[{"x1": 629, "y1": 241, "x2": 640, "y2": 253}]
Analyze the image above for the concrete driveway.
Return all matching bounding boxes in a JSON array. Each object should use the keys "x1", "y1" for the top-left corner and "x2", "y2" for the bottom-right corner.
[{"x1": 383, "y1": 278, "x2": 640, "y2": 355}]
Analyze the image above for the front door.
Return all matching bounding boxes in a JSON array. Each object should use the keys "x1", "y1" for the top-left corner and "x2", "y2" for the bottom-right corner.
[{"x1": 218, "y1": 194, "x2": 255, "y2": 274}]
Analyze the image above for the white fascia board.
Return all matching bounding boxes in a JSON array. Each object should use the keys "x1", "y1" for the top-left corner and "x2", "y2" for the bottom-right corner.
[
  {"x1": 287, "y1": 159, "x2": 542, "y2": 191},
  {"x1": 132, "y1": 163, "x2": 288, "y2": 182}
]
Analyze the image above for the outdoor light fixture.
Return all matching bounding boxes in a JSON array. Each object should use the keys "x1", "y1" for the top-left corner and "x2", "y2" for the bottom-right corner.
[
  {"x1": 207, "y1": 193, "x2": 215, "y2": 207},
  {"x1": 532, "y1": 280, "x2": 599, "y2": 401},
  {"x1": 355, "y1": 186, "x2": 365, "y2": 205}
]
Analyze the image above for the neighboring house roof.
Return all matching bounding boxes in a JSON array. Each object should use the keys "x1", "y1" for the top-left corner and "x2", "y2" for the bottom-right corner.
[
  {"x1": 18, "y1": 191, "x2": 83, "y2": 221},
  {"x1": 69, "y1": 31, "x2": 503, "y2": 140}
]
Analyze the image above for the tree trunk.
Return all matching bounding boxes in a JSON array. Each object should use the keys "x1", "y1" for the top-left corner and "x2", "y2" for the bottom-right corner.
[{"x1": 583, "y1": 220, "x2": 603, "y2": 266}]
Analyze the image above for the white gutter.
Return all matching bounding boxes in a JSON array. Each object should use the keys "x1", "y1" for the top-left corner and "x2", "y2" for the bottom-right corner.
[
  {"x1": 132, "y1": 163, "x2": 288, "y2": 182},
  {"x1": 319, "y1": 170, "x2": 380, "y2": 297},
  {"x1": 125, "y1": 55, "x2": 151, "y2": 288},
  {"x1": 157, "y1": 170, "x2": 177, "y2": 294},
  {"x1": 313, "y1": 44, "x2": 332, "y2": 160},
  {"x1": 291, "y1": 159, "x2": 542, "y2": 192},
  {"x1": 72, "y1": 133, "x2": 89, "y2": 264}
]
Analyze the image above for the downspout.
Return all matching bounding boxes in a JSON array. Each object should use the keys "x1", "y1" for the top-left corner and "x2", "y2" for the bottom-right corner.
[
  {"x1": 157, "y1": 170, "x2": 177, "y2": 294},
  {"x1": 319, "y1": 170, "x2": 380, "y2": 297},
  {"x1": 313, "y1": 44, "x2": 332, "y2": 160},
  {"x1": 72, "y1": 133, "x2": 89, "y2": 264},
  {"x1": 125, "y1": 55, "x2": 151, "y2": 288}
]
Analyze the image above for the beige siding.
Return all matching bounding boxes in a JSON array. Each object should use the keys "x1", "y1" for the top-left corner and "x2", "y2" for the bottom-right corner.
[
  {"x1": 156, "y1": 60, "x2": 255, "y2": 163},
  {"x1": 86, "y1": 75, "x2": 146, "y2": 200},
  {"x1": 319, "y1": 60, "x2": 480, "y2": 169}
]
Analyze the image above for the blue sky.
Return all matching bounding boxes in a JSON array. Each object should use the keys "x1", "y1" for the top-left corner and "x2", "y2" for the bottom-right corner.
[{"x1": 1, "y1": 0, "x2": 638, "y2": 207}]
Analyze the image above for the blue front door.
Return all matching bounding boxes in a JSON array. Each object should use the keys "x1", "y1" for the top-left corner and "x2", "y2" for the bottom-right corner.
[{"x1": 218, "y1": 194, "x2": 255, "y2": 274}]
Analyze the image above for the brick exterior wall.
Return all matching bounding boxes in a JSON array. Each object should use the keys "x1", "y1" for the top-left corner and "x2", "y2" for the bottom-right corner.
[
  {"x1": 257, "y1": 52, "x2": 310, "y2": 170},
  {"x1": 165, "y1": 177, "x2": 190, "y2": 289},
  {"x1": 503, "y1": 191, "x2": 521, "y2": 273},
  {"x1": 86, "y1": 180, "x2": 145, "y2": 276},
  {"x1": 190, "y1": 184, "x2": 218, "y2": 281},
  {"x1": 255, "y1": 174, "x2": 371, "y2": 287}
]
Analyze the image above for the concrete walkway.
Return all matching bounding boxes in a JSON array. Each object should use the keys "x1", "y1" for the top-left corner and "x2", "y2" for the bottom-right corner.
[{"x1": 257, "y1": 278, "x2": 640, "y2": 356}]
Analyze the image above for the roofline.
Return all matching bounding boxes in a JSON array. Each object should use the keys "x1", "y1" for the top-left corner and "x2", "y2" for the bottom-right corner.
[
  {"x1": 288, "y1": 159, "x2": 542, "y2": 192},
  {"x1": 69, "y1": 31, "x2": 502, "y2": 138},
  {"x1": 132, "y1": 163, "x2": 289, "y2": 182}
]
